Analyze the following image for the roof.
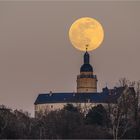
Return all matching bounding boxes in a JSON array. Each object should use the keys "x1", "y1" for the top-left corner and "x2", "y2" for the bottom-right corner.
[
  {"x1": 34, "y1": 87, "x2": 125, "y2": 105},
  {"x1": 80, "y1": 64, "x2": 93, "y2": 72}
]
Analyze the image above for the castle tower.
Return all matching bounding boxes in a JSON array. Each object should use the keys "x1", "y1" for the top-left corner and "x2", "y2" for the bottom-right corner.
[{"x1": 77, "y1": 51, "x2": 97, "y2": 93}]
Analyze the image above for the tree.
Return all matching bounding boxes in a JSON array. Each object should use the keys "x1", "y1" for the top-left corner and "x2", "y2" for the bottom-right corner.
[
  {"x1": 0, "y1": 105, "x2": 17, "y2": 139},
  {"x1": 108, "y1": 79, "x2": 140, "y2": 139},
  {"x1": 45, "y1": 106, "x2": 84, "y2": 139},
  {"x1": 72, "y1": 125, "x2": 112, "y2": 139},
  {"x1": 85, "y1": 104, "x2": 109, "y2": 127},
  {"x1": 63, "y1": 103, "x2": 79, "y2": 112}
]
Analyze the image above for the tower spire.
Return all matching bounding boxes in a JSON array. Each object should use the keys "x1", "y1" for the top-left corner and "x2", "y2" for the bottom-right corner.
[
  {"x1": 77, "y1": 44, "x2": 98, "y2": 93},
  {"x1": 84, "y1": 50, "x2": 90, "y2": 64}
]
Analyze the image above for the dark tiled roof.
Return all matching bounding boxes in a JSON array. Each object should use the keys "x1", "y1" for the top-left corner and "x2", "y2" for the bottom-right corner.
[
  {"x1": 34, "y1": 87, "x2": 125, "y2": 105},
  {"x1": 80, "y1": 64, "x2": 93, "y2": 72}
]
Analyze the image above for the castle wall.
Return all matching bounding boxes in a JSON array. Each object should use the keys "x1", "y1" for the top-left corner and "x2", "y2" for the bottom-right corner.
[{"x1": 34, "y1": 102, "x2": 108, "y2": 118}]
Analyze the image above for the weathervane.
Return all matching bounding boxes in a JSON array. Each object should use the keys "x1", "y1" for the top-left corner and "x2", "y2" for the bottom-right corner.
[{"x1": 85, "y1": 44, "x2": 89, "y2": 52}]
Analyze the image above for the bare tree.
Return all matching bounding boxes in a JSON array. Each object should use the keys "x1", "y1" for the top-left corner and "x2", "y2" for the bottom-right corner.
[{"x1": 108, "y1": 79, "x2": 140, "y2": 139}]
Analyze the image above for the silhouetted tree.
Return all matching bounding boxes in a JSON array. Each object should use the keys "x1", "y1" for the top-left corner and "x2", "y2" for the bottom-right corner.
[
  {"x1": 45, "y1": 108, "x2": 84, "y2": 139},
  {"x1": 86, "y1": 104, "x2": 109, "y2": 127},
  {"x1": 0, "y1": 79, "x2": 140, "y2": 139},
  {"x1": 72, "y1": 125, "x2": 112, "y2": 139},
  {"x1": 108, "y1": 79, "x2": 140, "y2": 139},
  {"x1": 63, "y1": 103, "x2": 79, "y2": 112}
]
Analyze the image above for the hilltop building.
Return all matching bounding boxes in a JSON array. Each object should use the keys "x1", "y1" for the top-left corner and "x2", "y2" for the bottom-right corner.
[
  {"x1": 34, "y1": 52, "x2": 128, "y2": 117},
  {"x1": 77, "y1": 51, "x2": 97, "y2": 93}
]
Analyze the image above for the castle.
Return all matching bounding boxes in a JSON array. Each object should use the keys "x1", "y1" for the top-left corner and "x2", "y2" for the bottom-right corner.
[{"x1": 34, "y1": 51, "x2": 125, "y2": 117}]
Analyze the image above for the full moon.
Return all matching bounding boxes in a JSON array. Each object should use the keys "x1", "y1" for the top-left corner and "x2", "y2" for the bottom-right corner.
[{"x1": 69, "y1": 17, "x2": 104, "y2": 51}]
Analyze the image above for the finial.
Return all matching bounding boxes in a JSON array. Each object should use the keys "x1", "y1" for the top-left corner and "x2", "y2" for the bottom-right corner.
[
  {"x1": 84, "y1": 46, "x2": 90, "y2": 64},
  {"x1": 85, "y1": 44, "x2": 89, "y2": 52}
]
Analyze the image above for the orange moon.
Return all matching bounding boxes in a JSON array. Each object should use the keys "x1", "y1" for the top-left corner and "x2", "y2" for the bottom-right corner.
[{"x1": 69, "y1": 17, "x2": 104, "y2": 51}]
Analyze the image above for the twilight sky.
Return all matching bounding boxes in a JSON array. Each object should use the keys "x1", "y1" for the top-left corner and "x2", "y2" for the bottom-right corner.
[{"x1": 0, "y1": 1, "x2": 140, "y2": 116}]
